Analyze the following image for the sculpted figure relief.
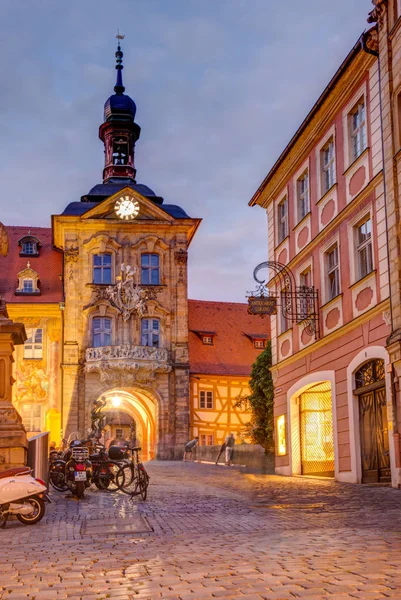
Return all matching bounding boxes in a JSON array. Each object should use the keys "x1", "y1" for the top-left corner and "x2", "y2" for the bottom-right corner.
[{"x1": 104, "y1": 264, "x2": 147, "y2": 321}]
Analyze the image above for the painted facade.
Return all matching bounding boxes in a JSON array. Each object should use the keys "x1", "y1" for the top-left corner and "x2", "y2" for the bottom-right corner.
[
  {"x1": 249, "y1": 37, "x2": 399, "y2": 485},
  {"x1": 368, "y1": 0, "x2": 401, "y2": 487}
]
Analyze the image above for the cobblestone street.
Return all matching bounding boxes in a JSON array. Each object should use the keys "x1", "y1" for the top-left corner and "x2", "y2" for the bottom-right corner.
[{"x1": 2, "y1": 462, "x2": 401, "y2": 600}]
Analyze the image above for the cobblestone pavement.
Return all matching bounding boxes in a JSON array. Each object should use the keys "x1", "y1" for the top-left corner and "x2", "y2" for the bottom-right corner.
[{"x1": 2, "y1": 461, "x2": 401, "y2": 600}]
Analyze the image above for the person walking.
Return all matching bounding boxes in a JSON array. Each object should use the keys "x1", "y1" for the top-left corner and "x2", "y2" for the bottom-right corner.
[
  {"x1": 183, "y1": 437, "x2": 199, "y2": 461},
  {"x1": 225, "y1": 433, "x2": 235, "y2": 466},
  {"x1": 215, "y1": 440, "x2": 227, "y2": 465}
]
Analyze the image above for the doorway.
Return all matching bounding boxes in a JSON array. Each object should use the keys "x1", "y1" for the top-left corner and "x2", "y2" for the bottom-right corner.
[
  {"x1": 355, "y1": 360, "x2": 390, "y2": 483},
  {"x1": 299, "y1": 381, "x2": 334, "y2": 477}
]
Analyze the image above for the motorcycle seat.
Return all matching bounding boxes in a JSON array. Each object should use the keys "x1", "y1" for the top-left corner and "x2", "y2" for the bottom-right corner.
[{"x1": 0, "y1": 467, "x2": 31, "y2": 479}]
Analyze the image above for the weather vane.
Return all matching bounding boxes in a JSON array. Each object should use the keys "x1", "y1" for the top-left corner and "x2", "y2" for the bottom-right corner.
[{"x1": 116, "y1": 29, "x2": 125, "y2": 41}]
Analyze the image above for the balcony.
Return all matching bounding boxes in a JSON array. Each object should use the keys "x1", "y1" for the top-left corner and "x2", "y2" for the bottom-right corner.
[{"x1": 85, "y1": 344, "x2": 171, "y2": 384}]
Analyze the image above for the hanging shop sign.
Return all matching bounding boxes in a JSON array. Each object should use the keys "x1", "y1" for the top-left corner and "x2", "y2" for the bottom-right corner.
[{"x1": 248, "y1": 295, "x2": 277, "y2": 315}]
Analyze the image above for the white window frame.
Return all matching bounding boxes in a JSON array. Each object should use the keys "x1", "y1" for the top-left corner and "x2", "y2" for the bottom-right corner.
[
  {"x1": 92, "y1": 317, "x2": 112, "y2": 348},
  {"x1": 141, "y1": 318, "x2": 160, "y2": 347},
  {"x1": 22, "y1": 242, "x2": 36, "y2": 255},
  {"x1": 254, "y1": 340, "x2": 265, "y2": 349},
  {"x1": 277, "y1": 196, "x2": 288, "y2": 245},
  {"x1": 355, "y1": 216, "x2": 373, "y2": 281},
  {"x1": 93, "y1": 253, "x2": 113, "y2": 285},
  {"x1": 321, "y1": 138, "x2": 336, "y2": 195},
  {"x1": 349, "y1": 99, "x2": 367, "y2": 162},
  {"x1": 23, "y1": 279, "x2": 34, "y2": 293},
  {"x1": 342, "y1": 85, "x2": 367, "y2": 169},
  {"x1": 326, "y1": 244, "x2": 340, "y2": 301},
  {"x1": 299, "y1": 266, "x2": 312, "y2": 321},
  {"x1": 296, "y1": 171, "x2": 309, "y2": 222},
  {"x1": 24, "y1": 328, "x2": 43, "y2": 359},
  {"x1": 199, "y1": 390, "x2": 214, "y2": 409},
  {"x1": 202, "y1": 336, "x2": 213, "y2": 345},
  {"x1": 141, "y1": 253, "x2": 160, "y2": 285}
]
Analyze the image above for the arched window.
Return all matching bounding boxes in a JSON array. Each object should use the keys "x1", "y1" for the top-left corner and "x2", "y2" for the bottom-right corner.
[
  {"x1": 141, "y1": 254, "x2": 160, "y2": 285},
  {"x1": 92, "y1": 317, "x2": 112, "y2": 347},
  {"x1": 93, "y1": 253, "x2": 112, "y2": 284},
  {"x1": 355, "y1": 359, "x2": 385, "y2": 389},
  {"x1": 141, "y1": 318, "x2": 160, "y2": 347}
]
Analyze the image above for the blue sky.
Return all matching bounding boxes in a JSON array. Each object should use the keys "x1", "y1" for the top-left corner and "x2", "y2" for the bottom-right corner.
[{"x1": 0, "y1": 0, "x2": 371, "y2": 301}]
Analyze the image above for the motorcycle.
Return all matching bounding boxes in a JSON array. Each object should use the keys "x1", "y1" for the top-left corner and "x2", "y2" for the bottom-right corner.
[
  {"x1": 49, "y1": 434, "x2": 92, "y2": 498},
  {"x1": 0, "y1": 466, "x2": 50, "y2": 528},
  {"x1": 65, "y1": 438, "x2": 92, "y2": 499}
]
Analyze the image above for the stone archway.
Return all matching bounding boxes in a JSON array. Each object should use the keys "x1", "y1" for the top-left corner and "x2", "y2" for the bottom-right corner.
[{"x1": 89, "y1": 387, "x2": 158, "y2": 460}]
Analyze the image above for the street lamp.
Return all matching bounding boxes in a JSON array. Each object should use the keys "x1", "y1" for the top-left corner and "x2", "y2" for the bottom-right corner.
[{"x1": 111, "y1": 396, "x2": 121, "y2": 408}]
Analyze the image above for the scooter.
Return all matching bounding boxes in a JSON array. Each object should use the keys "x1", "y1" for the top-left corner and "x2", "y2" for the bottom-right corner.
[{"x1": 0, "y1": 467, "x2": 50, "y2": 528}]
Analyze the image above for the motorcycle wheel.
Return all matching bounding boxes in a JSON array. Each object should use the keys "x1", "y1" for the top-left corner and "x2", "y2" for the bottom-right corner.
[
  {"x1": 49, "y1": 460, "x2": 68, "y2": 492},
  {"x1": 97, "y1": 461, "x2": 121, "y2": 491},
  {"x1": 75, "y1": 481, "x2": 85, "y2": 499},
  {"x1": 16, "y1": 496, "x2": 46, "y2": 525}
]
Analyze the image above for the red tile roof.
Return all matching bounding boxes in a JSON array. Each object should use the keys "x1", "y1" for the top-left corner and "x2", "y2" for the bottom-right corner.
[
  {"x1": 188, "y1": 299, "x2": 270, "y2": 376},
  {"x1": 0, "y1": 226, "x2": 62, "y2": 303}
]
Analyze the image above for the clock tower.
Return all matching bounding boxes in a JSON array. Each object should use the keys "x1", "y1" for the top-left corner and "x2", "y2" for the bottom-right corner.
[
  {"x1": 52, "y1": 41, "x2": 201, "y2": 460},
  {"x1": 99, "y1": 42, "x2": 141, "y2": 183}
]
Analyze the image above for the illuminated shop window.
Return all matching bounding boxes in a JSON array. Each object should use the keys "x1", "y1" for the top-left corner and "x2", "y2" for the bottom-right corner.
[{"x1": 277, "y1": 415, "x2": 287, "y2": 456}]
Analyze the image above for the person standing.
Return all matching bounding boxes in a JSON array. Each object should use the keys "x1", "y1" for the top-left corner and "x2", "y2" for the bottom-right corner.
[
  {"x1": 183, "y1": 437, "x2": 199, "y2": 461},
  {"x1": 225, "y1": 433, "x2": 235, "y2": 466}
]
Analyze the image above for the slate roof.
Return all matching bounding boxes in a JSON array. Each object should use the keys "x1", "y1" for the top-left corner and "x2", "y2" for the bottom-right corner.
[
  {"x1": 0, "y1": 226, "x2": 62, "y2": 303},
  {"x1": 188, "y1": 300, "x2": 270, "y2": 377}
]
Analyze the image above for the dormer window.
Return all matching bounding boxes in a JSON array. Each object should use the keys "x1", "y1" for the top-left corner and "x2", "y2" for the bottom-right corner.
[
  {"x1": 202, "y1": 336, "x2": 213, "y2": 345},
  {"x1": 254, "y1": 340, "x2": 266, "y2": 349},
  {"x1": 191, "y1": 330, "x2": 217, "y2": 345},
  {"x1": 244, "y1": 332, "x2": 269, "y2": 349},
  {"x1": 18, "y1": 235, "x2": 40, "y2": 257},
  {"x1": 16, "y1": 263, "x2": 40, "y2": 296}
]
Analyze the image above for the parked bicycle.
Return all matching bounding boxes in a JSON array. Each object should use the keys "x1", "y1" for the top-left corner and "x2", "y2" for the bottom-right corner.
[{"x1": 116, "y1": 446, "x2": 150, "y2": 499}]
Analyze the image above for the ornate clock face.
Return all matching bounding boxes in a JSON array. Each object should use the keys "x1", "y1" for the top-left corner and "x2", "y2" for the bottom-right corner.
[{"x1": 114, "y1": 196, "x2": 140, "y2": 220}]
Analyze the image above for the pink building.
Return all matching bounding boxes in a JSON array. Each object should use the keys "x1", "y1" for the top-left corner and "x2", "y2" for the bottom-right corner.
[{"x1": 249, "y1": 36, "x2": 399, "y2": 485}]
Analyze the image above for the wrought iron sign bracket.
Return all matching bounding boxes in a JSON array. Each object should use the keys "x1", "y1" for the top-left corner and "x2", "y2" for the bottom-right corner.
[{"x1": 247, "y1": 261, "x2": 320, "y2": 338}]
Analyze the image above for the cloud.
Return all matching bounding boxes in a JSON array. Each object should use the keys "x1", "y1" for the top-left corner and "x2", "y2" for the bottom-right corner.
[{"x1": 0, "y1": 0, "x2": 370, "y2": 301}]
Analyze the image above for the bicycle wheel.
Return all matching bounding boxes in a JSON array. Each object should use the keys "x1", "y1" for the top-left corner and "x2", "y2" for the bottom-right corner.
[
  {"x1": 116, "y1": 463, "x2": 136, "y2": 494},
  {"x1": 136, "y1": 464, "x2": 149, "y2": 500}
]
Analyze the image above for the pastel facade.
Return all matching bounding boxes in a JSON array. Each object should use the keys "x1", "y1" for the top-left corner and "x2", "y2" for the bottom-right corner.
[
  {"x1": 368, "y1": 0, "x2": 401, "y2": 487},
  {"x1": 250, "y1": 39, "x2": 397, "y2": 484}
]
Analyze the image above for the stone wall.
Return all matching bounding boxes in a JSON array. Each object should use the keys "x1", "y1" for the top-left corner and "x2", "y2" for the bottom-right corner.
[{"x1": 193, "y1": 444, "x2": 275, "y2": 474}]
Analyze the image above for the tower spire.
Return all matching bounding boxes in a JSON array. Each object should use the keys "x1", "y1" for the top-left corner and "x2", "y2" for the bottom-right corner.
[{"x1": 114, "y1": 32, "x2": 125, "y2": 94}]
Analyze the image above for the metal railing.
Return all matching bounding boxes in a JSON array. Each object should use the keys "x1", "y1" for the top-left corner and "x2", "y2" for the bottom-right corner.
[{"x1": 27, "y1": 432, "x2": 49, "y2": 484}]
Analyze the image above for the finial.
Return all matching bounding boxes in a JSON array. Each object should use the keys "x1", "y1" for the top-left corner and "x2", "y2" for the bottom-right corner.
[
  {"x1": 27, "y1": 260, "x2": 30, "y2": 269},
  {"x1": 114, "y1": 31, "x2": 125, "y2": 94}
]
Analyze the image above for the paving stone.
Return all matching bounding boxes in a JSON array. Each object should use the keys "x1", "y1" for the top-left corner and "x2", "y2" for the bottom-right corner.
[{"x1": 3, "y1": 462, "x2": 401, "y2": 599}]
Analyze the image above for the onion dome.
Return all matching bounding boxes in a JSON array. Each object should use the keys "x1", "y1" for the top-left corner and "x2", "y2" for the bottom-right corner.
[{"x1": 104, "y1": 42, "x2": 136, "y2": 122}]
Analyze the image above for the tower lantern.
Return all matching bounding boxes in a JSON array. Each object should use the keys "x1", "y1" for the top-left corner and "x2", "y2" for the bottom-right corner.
[{"x1": 99, "y1": 39, "x2": 141, "y2": 183}]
